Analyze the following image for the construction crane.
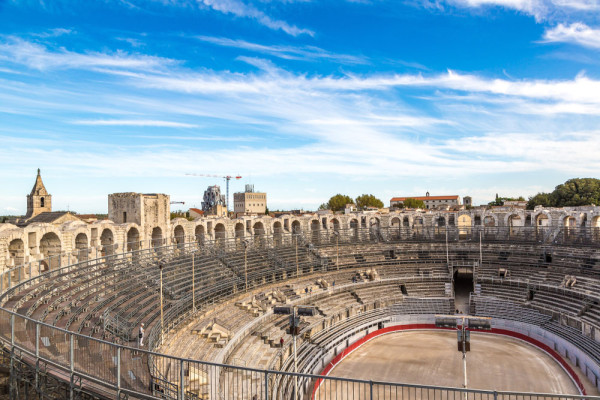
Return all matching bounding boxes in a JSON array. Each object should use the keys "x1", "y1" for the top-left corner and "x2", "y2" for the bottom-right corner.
[
  {"x1": 185, "y1": 173, "x2": 242, "y2": 213},
  {"x1": 170, "y1": 201, "x2": 185, "y2": 205}
]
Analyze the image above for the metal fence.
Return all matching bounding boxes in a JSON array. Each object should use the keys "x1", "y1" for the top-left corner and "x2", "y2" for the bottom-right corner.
[{"x1": 2, "y1": 308, "x2": 599, "y2": 400}]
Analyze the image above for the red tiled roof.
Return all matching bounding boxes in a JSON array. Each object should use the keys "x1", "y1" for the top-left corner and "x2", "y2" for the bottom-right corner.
[
  {"x1": 189, "y1": 208, "x2": 204, "y2": 214},
  {"x1": 391, "y1": 195, "x2": 459, "y2": 202}
]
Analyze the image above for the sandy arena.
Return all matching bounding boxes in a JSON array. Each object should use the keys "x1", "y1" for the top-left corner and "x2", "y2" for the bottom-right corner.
[{"x1": 316, "y1": 330, "x2": 581, "y2": 398}]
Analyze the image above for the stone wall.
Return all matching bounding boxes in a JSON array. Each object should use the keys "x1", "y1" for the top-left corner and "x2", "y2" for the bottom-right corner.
[{"x1": 1, "y1": 204, "x2": 600, "y2": 274}]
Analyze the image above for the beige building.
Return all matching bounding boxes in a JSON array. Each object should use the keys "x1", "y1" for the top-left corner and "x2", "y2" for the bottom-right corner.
[
  {"x1": 234, "y1": 185, "x2": 267, "y2": 215},
  {"x1": 391, "y1": 192, "x2": 461, "y2": 210}
]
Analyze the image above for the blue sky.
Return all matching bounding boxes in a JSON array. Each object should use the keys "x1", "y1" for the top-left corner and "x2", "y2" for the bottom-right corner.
[{"x1": 1, "y1": 0, "x2": 599, "y2": 214}]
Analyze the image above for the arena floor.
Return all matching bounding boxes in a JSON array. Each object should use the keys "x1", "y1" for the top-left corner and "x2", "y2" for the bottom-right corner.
[{"x1": 319, "y1": 330, "x2": 582, "y2": 398}]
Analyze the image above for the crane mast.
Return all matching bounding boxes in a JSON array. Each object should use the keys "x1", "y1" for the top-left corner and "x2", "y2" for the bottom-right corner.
[{"x1": 185, "y1": 173, "x2": 242, "y2": 214}]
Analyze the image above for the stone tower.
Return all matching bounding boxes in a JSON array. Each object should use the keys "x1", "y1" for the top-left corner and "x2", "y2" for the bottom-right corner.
[{"x1": 25, "y1": 169, "x2": 52, "y2": 219}]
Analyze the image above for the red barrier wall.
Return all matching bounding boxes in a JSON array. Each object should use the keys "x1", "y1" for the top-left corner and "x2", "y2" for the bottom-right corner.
[{"x1": 312, "y1": 324, "x2": 586, "y2": 398}]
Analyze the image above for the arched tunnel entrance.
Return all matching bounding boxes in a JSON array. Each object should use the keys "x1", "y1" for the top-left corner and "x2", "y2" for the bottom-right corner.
[{"x1": 453, "y1": 267, "x2": 474, "y2": 314}]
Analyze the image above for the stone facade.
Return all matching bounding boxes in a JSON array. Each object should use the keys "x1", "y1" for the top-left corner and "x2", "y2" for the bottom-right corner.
[{"x1": 2, "y1": 201, "x2": 600, "y2": 274}]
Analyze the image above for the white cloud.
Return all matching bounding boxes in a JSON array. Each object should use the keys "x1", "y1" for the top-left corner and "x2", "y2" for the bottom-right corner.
[
  {"x1": 442, "y1": 0, "x2": 599, "y2": 21},
  {"x1": 72, "y1": 119, "x2": 199, "y2": 128},
  {"x1": 196, "y1": 36, "x2": 367, "y2": 64},
  {"x1": 196, "y1": 0, "x2": 314, "y2": 36},
  {"x1": 0, "y1": 37, "x2": 176, "y2": 71},
  {"x1": 542, "y1": 22, "x2": 600, "y2": 49}
]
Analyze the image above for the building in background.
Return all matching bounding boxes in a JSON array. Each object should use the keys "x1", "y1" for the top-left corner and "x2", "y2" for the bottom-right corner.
[
  {"x1": 463, "y1": 196, "x2": 473, "y2": 208},
  {"x1": 390, "y1": 192, "x2": 461, "y2": 210},
  {"x1": 201, "y1": 185, "x2": 227, "y2": 217},
  {"x1": 10, "y1": 169, "x2": 81, "y2": 227},
  {"x1": 233, "y1": 184, "x2": 267, "y2": 216}
]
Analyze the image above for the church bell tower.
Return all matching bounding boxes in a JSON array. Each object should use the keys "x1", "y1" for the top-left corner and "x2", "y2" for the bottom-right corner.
[{"x1": 25, "y1": 168, "x2": 52, "y2": 219}]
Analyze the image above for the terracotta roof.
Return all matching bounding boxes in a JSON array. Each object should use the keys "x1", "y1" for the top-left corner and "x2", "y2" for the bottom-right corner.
[
  {"x1": 189, "y1": 208, "x2": 204, "y2": 214},
  {"x1": 391, "y1": 195, "x2": 459, "y2": 202}
]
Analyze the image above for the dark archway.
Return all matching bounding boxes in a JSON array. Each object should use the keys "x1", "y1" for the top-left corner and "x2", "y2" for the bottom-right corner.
[
  {"x1": 8, "y1": 239, "x2": 25, "y2": 267},
  {"x1": 100, "y1": 229, "x2": 114, "y2": 256},
  {"x1": 195, "y1": 225, "x2": 205, "y2": 245},
  {"x1": 40, "y1": 232, "x2": 61, "y2": 270},
  {"x1": 75, "y1": 233, "x2": 88, "y2": 262},
  {"x1": 174, "y1": 225, "x2": 185, "y2": 248},
  {"x1": 127, "y1": 228, "x2": 140, "y2": 251},
  {"x1": 152, "y1": 227, "x2": 163, "y2": 248}
]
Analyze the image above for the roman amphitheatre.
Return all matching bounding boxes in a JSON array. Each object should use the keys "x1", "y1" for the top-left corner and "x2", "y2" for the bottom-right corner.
[{"x1": 2, "y1": 185, "x2": 600, "y2": 399}]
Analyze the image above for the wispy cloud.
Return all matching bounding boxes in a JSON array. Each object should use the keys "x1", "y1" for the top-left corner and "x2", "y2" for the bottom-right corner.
[
  {"x1": 0, "y1": 37, "x2": 176, "y2": 71},
  {"x1": 542, "y1": 22, "x2": 600, "y2": 49},
  {"x1": 196, "y1": 0, "x2": 314, "y2": 36},
  {"x1": 439, "y1": 0, "x2": 599, "y2": 21},
  {"x1": 196, "y1": 35, "x2": 367, "y2": 64},
  {"x1": 72, "y1": 119, "x2": 199, "y2": 128}
]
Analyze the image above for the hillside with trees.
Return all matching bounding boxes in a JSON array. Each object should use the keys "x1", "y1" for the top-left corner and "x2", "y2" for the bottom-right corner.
[{"x1": 527, "y1": 178, "x2": 600, "y2": 209}]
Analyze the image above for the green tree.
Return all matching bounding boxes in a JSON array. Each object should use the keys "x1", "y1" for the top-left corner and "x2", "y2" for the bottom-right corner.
[
  {"x1": 321, "y1": 194, "x2": 354, "y2": 212},
  {"x1": 402, "y1": 198, "x2": 426, "y2": 209},
  {"x1": 488, "y1": 196, "x2": 525, "y2": 206},
  {"x1": 355, "y1": 194, "x2": 384, "y2": 209},
  {"x1": 527, "y1": 178, "x2": 600, "y2": 209}
]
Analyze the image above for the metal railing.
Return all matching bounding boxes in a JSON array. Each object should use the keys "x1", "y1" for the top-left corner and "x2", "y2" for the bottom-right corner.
[{"x1": 2, "y1": 308, "x2": 599, "y2": 400}]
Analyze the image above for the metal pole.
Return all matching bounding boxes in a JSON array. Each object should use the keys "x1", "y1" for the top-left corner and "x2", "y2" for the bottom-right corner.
[
  {"x1": 180, "y1": 359, "x2": 185, "y2": 400},
  {"x1": 445, "y1": 227, "x2": 449, "y2": 264},
  {"x1": 117, "y1": 347, "x2": 122, "y2": 399},
  {"x1": 336, "y1": 234, "x2": 339, "y2": 270},
  {"x1": 192, "y1": 253, "x2": 196, "y2": 312},
  {"x1": 70, "y1": 334, "x2": 74, "y2": 400},
  {"x1": 264, "y1": 371, "x2": 269, "y2": 400},
  {"x1": 293, "y1": 307, "x2": 298, "y2": 400},
  {"x1": 244, "y1": 246, "x2": 248, "y2": 292},
  {"x1": 479, "y1": 230, "x2": 483, "y2": 267},
  {"x1": 295, "y1": 235, "x2": 299, "y2": 278},
  {"x1": 160, "y1": 264, "x2": 164, "y2": 345}
]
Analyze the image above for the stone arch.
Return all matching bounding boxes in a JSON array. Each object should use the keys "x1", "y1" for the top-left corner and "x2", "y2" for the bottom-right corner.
[
  {"x1": 127, "y1": 227, "x2": 140, "y2": 251},
  {"x1": 273, "y1": 221, "x2": 283, "y2": 246},
  {"x1": 390, "y1": 217, "x2": 401, "y2": 239},
  {"x1": 310, "y1": 219, "x2": 320, "y2": 244},
  {"x1": 457, "y1": 214, "x2": 472, "y2": 238},
  {"x1": 253, "y1": 222, "x2": 265, "y2": 237},
  {"x1": 508, "y1": 214, "x2": 523, "y2": 227},
  {"x1": 474, "y1": 215, "x2": 481, "y2": 226},
  {"x1": 100, "y1": 228, "x2": 114, "y2": 256},
  {"x1": 349, "y1": 219, "x2": 359, "y2": 239},
  {"x1": 525, "y1": 214, "x2": 532, "y2": 227},
  {"x1": 8, "y1": 239, "x2": 25, "y2": 267},
  {"x1": 152, "y1": 227, "x2": 163, "y2": 248},
  {"x1": 291, "y1": 220, "x2": 301, "y2": 234},
  {"x1": 235, "y1": 223, "x2": 245, "y2": 239},
  {"x1": 40, "y1": 197, "x2": 45, "y2": 208},
  {"x1": 535, "y1": 213, "x2": 549, "y2": 228},
  {"x1": 330, "y1": 218, "x2": 341, "y2": 232},
  {"x1": 563, "y1": 215, "x2": 577, "y2": 240},
  {"x1": 39, "y1": 232, "x2": 61, "y2": 271},
  {"x1": 174, "y1": 225, "x2": 185, "y2": 248},
  {"x1": 593, "y1": 216, "x2": 600, "y2": 242},
  {"x1": 437, "y1": 216, "x2": 446, "y2": 226},
  {"x1": 483, "y1": 216, "x2": 495, "y2": 227},
  {"x1": 414, "y1": 216, "x2": 424, "y2": 226},
  {"x1": 195, "y1": 225, "x2": 205, "y2": 245},
  {"x1": 564, "y1": 216, "x2": 576, "y2": 228},
  {"x1": 75, "y1": 233, "x2": 88, "y2": 262},
  {"x1": 214, "y1": 223, "x2": 226, "y2": 241},
  {"x1": 403, "y1": 216, "x2": 410, "y2": 227},
  {"x1": 581, "y1": 213, "x2": 588, "y2": 227}
]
